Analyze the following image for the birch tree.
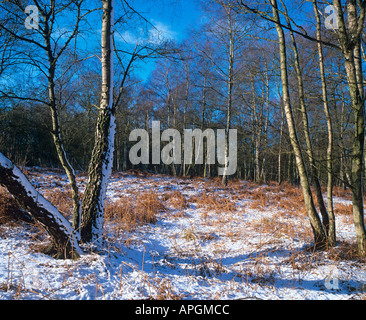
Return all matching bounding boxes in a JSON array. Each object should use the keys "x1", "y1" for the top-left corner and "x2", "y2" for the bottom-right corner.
[
  {"x1": 269, "y1": 0, "x2": 327, "y2": 248},
  {"x1": 281, "y1": 1, "x2": 331, "y2": 244},
  {"x1": 80, "y1": 0, "x2": 115, "y2": 244},
  {"x1": 333, "y1": 0, "x2": 366, "y2": 257},
  {"x1": 0, "y1": 0, "x2": 88, "y2": 231},
  {"x1": 312, "y1": 0, "x2": 336, "y2": 247},
  {"x1": 197, "y1": 0, "x2": 247, "y2": 185}
]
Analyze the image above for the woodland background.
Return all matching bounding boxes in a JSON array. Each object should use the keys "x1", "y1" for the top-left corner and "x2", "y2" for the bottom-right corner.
[{"x1": 0, "y1": 0, "x2": 354, "y2": 186}]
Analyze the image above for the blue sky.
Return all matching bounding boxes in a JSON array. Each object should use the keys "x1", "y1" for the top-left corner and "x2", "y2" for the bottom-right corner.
[
  {"x1": 133, "y1": 0, "x2": 203, "y2": 41},
  {"x1": 115, "y1": 0, "x2": 203, "y2": 80},
  {"x1": 0, "y1": 1, "x2": 203, "y2": 85}
]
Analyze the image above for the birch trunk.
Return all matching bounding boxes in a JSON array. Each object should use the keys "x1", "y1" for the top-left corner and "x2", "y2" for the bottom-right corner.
[
  {"x1": 80, "y1": 0, "x2": 115, "y2": 244},
  {"x1": 222, "y1": 18, "x2": 234, "y2": 186},
  {"x1": 281, "y1": 2, "x2": 330, "y2": 239},
  {"x1": 260, "y1": 65, "x2": 270, "y2": 182},
  {"x1": 47, "y1": 63, "x2": 81, "y2": 231},
  {"x1": 313, "y1": 0, "x2": 336, "y2": 247},
  {"x1": 251, "y1": 79, "x2": 261, "y2": 183},
  {"x1": 278, "y1": 106, "x2": 284, "y2": 185},
  {"x1": 270, "y1": 0, "x2": 327, "y2": 247},
  {"x1": 42, "y1": 2, "x2": 82, "y2": 231},
  {"x1": 333, "y1": 0, "x2": 366, "y2": 257}
]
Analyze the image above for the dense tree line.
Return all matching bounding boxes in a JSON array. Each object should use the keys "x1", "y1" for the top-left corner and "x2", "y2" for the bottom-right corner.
[{"x1": 0, "y1": 1, "x2": 355, "y2": 184}]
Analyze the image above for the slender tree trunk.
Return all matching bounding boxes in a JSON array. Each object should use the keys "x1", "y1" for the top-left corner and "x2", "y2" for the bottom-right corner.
[
  {"x1": 80, "y1": 0, "x2": 115, "y2": 245},
  {"x1": 251, "y1": 79, "x2": 260, "y2": 183},
  {"x1": 276, "y1": 76, "x2": 284, "y2": 185},
  {"x1": 278, "y1": 107, "x2": 284, "y2": 185},
  {"x1": 270, "y1": 0, "x2": 327, "y2": 248},
  {"x1": 282, "y1": 3, "x2": 330, "y2": 238},
  {"x1": 260, "y1": 67, "x2": 270, "y2": 182},
  {"x1": 44, "y1": 11, "x2": 81, "y2": 231},
  {"x1": 313, "y1": 0, "x2": 336, "y2": 247},
  {"x1": 287, "y1": 153, "x2": 292, "y2": 184},
  {"x1": 222, "y1": 20, "x2": 234, "y2": 186},
  {"x1": 253, "y1": 79, "x2": 265, "y2": 183},
  {"x1": 182, "y1": 60, "x2": 190, "y2": 177},
  {"x1": 335, "y1": 79, "x2": 347, "y2": 189},
  {"x1": 47, "y1": 67, "x2": 81, "y2": 231}
]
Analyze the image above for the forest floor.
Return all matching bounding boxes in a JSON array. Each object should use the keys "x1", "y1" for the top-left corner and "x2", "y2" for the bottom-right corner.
[{"x1": 0, "y1": 168, "x2": 365, "y2": 300}]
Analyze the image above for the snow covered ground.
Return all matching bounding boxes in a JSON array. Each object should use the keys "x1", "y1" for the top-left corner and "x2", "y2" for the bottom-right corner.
[{"x1": 0, "y1": 168, "x2": 365, "y2": 300}]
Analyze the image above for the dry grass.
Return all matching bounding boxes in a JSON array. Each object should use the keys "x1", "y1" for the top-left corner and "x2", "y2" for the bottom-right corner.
[
  {"x1": 138, "y1": 191, "x2": 166, "y2": 220},
  {"x1": 333, "y1": 186, "x2": 352, "y2": 200},
  {"x1": 276, "y1": 198, "x2": 307, "y2": 217},
  {"x1": 105, "y1": 196, "x2": 136, "y2": 233},
  {"x1": 327, "y1": 241, "x2": 362, "y2": 261},
  {"x1": 248, "y1": 191, "x2": 272, "y2": 210},
  {"x1": 161, "y1": 190, "x2": 189, "y2": 211},
  {"x1": 334, "y1": 203, "x2": 353, "y2": 216},
  {"x1": 42, "y1": 188, "x2": 74, "y2": 220},
  {"x1": 152, "y1": 278, "x2": 183, "y2": 300},
  {"x1": 190, "y1": 192, "x2": 236, "y2": 213},
  {"x1": 105, "y1": 190, "x2": 166, "y2": 233},
  {"x1": 254, "y1": 215, "x2": 290, "y2": 236},
  {"x1": 246, "y1": 183, "x2": 307, "y2": 217},
  {"x1": 245, "y1": 183, "x2": 366, "y2": 262},
  {"x1": 252, "y1": 213, "x2": 312, "y2": 243}
]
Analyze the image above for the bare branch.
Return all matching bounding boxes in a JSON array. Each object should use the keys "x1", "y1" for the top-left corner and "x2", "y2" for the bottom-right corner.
[{"x1": 236, "y1": 0, "x2": 341, "y2": 50}]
